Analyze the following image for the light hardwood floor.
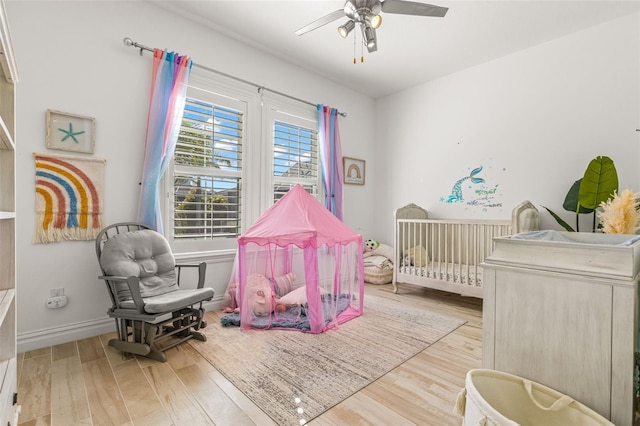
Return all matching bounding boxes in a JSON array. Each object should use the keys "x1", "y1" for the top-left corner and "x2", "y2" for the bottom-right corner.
[{"x1": 16, "y1": 283, "x2": 482, "y2": 426}]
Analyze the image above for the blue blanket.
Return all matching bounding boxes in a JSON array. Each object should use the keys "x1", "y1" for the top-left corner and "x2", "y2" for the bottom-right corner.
[
  {"x1": 512, "y1": 229, "x2": 640, "y2": 246},
  {"x1": 220, "y1": 294, "x2": 353, "y2": 331}
]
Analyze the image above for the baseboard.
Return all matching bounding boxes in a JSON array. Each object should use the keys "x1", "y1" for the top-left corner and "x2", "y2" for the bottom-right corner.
[
  {"x1": 17, "y1": 299, "x2": 221, "y2": 353},
  {"x1": 17, "y1": 317, "x2": 116, "y2": 353}
]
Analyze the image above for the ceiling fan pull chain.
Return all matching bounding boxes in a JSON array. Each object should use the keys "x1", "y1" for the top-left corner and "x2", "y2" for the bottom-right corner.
[
  {"x1": 353, "y1": 29, "x2": 356, "y2": 64},
  {"x1": 361, "y1": 29, "x2": 364, "y2": 63}
]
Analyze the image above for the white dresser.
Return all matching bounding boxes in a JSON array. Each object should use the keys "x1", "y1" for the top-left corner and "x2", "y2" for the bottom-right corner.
[{"x1": 482, "y1": 231, "x2": 639, "y2": 426}]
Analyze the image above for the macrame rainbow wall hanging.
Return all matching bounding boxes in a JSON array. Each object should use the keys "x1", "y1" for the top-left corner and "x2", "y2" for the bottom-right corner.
[{"x1": 33, "y1": 152, "x2": 105, "y2": 243}]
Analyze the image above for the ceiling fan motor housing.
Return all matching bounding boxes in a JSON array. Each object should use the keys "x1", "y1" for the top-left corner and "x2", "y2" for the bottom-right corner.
[{"x1": 344, "y1": 0, "x2": 382, "y2": 23}]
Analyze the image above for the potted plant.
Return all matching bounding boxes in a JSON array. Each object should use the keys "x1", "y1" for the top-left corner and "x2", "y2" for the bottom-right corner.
[{"x1": 542, "y1": 156, "x2": 618, "y2": 232}]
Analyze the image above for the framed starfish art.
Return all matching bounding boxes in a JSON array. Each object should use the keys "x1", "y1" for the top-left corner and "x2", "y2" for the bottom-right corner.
[{"x1": 46, "y1": 109, "x2": 95, "y2": 154}]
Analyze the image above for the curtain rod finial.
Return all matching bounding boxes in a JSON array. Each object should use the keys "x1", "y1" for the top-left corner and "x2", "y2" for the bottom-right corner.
[{"x1": 123, "y1": 37, "x2": 133, "y2": 47}]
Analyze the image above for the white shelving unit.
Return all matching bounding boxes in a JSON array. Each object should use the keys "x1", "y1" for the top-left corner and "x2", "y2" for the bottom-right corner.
[{"x1": 0, "y1": 0, "x2": 19, "y2": 424}]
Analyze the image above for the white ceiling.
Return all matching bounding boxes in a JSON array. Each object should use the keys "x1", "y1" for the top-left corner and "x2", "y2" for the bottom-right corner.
[{"x1": 149, "y1": 0, "x2": 640, "y2": 99}]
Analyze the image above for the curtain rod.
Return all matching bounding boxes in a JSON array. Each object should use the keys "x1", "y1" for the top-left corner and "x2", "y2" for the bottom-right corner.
[{"x1": 123, "y1": 37, "x2": 347, "y2": 118}]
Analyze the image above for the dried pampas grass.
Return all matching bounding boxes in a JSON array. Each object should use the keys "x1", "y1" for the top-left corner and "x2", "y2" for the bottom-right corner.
[{"x1": 598, "y1": 189, "x2": 640, "y2": 234}]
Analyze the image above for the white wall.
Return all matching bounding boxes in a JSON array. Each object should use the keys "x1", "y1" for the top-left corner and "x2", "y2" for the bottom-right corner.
[
  {"x1": 374, "y1": 12, "x2": 640, "y2": 245},
  {"x1": 7, "y1": 1, "x2": 376, "y2": 351},
  {"x1": 10, "y1": 1, "x2": 639, "y2": 351}
]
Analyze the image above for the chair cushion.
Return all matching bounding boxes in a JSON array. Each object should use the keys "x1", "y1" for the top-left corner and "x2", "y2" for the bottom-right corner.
[
  {"x1": 119, "y1": 288, "x2": 215, "y2": 313},
  {"x1": 100, "y1": 229, "x2": 178, "y2": 302}
]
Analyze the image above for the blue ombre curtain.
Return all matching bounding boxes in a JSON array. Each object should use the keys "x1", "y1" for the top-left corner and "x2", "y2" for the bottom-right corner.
[
  {"x1": 137, "y1": 49, "x2": 192, "y2": 232},
  {"x1": 317, "y1": 105, "x2": 344, "y2": 220}
]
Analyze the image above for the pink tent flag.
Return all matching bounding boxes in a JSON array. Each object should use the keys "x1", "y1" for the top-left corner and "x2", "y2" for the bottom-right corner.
[{"x1": 235, "y1": 185, "x2": 364, "y2": 333}]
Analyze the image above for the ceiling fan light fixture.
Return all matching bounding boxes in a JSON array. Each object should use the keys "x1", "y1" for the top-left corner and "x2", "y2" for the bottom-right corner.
[
  {"x1": 362, "y1": 23, "x2": 377, "y2": 53},
  {"x1": 367, "y1": 40, "x2": 377, "y2": 53},
  {"x1": 370, "y1": 14, "x2": 382, "y2": 29},
  {"x1": 337, "y1": 19, "x2": 355, "y2": 38}
]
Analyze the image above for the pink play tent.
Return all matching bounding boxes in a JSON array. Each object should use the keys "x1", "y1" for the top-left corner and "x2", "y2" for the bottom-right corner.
[{"x1": 225, "y1": 184, "x2": 364, "y2": 333}]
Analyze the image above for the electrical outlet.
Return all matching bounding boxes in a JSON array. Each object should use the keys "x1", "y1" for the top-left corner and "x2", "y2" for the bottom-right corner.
[
  {"x1": 50, "y1": 288, "x2": 64, "y2": 297},
  {"x1": 46, "y1": 295, "x2": 68, "y2": 309}
]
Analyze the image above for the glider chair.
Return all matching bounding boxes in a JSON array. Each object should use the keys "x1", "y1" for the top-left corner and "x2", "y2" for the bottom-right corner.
[{"x1": 95, "y1": 222, "x2": 214, "y2": 362}]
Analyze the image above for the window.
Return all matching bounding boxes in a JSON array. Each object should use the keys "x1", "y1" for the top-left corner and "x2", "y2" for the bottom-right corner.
[
  {"x1": 270, "y1": 110, "x2": 320, "y2": 203},
  {"x1": 165, "y1": 75, "x2": 320, "y2": 255},
  {"x1": 170, "y1": 86, "x2": 246, "y2": 253}
]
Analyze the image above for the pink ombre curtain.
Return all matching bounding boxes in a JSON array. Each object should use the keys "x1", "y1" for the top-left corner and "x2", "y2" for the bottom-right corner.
[
  {"x1": 137, "y1": 49, "x2": 192, "y2": 231},
  {"x1": 317, "y1": 105, "x2": 344, "y2": 220}
]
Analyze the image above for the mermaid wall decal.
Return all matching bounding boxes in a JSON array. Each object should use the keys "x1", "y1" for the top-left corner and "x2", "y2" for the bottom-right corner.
[{"x1": 442, "y1": 166, "x2": 485, "y2": 204}]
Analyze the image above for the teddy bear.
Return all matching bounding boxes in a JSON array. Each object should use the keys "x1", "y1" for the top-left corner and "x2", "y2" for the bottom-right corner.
[
  {"x1": 364, "y1": 238, "x2": 380, "y2": 252},
  {"x1": 223, "y1": 273, "x2": 290, "y2": 315},
  {"x1": 363, "y1": 238, "x2": 394, "y2": 261},
  {"x1": 245, "y1": 273, "x2": 277, "y2": 316}
]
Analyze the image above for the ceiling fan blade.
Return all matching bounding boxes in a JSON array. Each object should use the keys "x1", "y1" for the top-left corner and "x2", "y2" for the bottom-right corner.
[
  {"x1": 381, "y1": 0, "x2": 448, "y2": 17},
  {"x1": 295, "y1": 9, "x2": 345, "y2": 36}
]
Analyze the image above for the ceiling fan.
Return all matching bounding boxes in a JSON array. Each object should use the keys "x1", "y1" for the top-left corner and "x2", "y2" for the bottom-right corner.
[{"x1": 295, "y1": 0, "x2": 448, "y2": 54}]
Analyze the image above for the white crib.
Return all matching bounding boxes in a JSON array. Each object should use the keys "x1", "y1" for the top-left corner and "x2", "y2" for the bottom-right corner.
[{"x1": 393, "y1": 200, "x2": 540, "y2": 298}]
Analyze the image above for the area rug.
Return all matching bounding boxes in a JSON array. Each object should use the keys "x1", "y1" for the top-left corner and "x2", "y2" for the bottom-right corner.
[{"x1": 189, "y1": 295, "x2": 466, "y2": 425}]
